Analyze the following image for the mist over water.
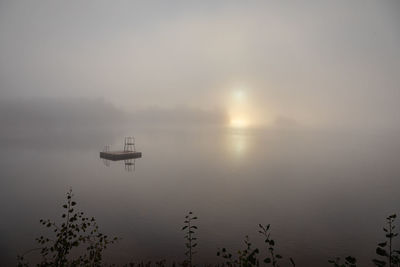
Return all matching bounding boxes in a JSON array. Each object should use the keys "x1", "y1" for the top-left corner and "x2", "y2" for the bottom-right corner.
[{"x1": 0, "y1": 100, "x2": 399, "y2": 266}]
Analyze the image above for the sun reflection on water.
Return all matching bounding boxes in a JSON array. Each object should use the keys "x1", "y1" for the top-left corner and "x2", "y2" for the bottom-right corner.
[{"x1": 226, "y1": 129, "x2": 250, "y2": 158}]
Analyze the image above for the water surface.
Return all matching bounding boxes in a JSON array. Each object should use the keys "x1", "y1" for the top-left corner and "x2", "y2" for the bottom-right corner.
[{"x1": 1, "y1": 125, "x2": 399, "y2": 266}]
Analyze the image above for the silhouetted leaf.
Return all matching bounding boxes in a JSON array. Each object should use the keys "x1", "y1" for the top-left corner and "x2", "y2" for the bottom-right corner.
[
  {"x1": 345, "y1": 256, "x2": 356, "y2": 264},
  {"x1": 372, "y1": 259, "x2": 386, "y2": 267},
  {"x1": 376, "y1": 247, "x2": 387, "y2": 256},
  {"x1": 378, "y1": 242, "x2": 387, "y2": 247}
]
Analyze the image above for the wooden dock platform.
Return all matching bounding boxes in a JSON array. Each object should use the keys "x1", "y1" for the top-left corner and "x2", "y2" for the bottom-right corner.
[{"x1": 100, "y1": 151, "x2": 142, "y2": 161}]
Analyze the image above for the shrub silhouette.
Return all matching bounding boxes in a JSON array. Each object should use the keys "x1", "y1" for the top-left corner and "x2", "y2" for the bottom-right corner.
[
  {"x1": 182, "y1": 211, "x2": 198, "y2": 267},
  {"x1": 217, "y1": 235, "x2": 259, "y2": 267},
  {"x1": 17, "y1": 190, "x2": 399, "y2": 267},
  {"x1": 328, "y1": 256, "x2": 357, "y2": 267},
  {"x1": 18, "y1": 189, "x2": 118, "y2": 266},
  {"x1": 217, "y1": 224, "x2": 295, "y2": 267},
  {"x1": 372, "y1": 214, "x2": 400, "y2": 267},
  {"x1": 329, "y1": 214, "x2": 400, "y2": 267}
]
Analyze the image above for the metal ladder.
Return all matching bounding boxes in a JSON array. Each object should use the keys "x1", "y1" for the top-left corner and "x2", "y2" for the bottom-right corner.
[{"x1": 124, "y1": 136, "x2": 136, "y2": 152}]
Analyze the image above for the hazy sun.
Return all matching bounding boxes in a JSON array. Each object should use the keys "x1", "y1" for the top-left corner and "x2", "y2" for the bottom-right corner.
[
  {"x1": 228, "y1": 89, "x2": 251, "y2": 128},
  {"x1": 230, "y1": 117, "x2": 249, "y2": 128}
]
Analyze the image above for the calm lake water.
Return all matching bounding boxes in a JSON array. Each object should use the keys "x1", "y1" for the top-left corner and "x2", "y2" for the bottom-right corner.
[{"x1": 1, "y1": 125, "x2": 399, "y2": 266}]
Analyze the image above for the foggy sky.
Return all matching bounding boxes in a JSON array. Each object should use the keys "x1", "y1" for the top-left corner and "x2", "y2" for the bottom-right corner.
[{"x1": 1, "y1": 1, "x2": 399, "y2": 130}]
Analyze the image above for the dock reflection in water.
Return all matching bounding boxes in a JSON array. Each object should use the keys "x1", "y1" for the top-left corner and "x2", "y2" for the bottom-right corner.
[
  {"x1": 101, "y1": 157, "x2": 138, "y2": 172},
  {"x1": 99, "y1": 137, "x2": 142, "y2": 172}
]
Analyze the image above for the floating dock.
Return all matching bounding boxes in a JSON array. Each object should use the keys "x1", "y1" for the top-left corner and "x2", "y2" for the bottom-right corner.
[
  {"x1": 100, "y1": 137, "x2": 142, "y2": 161},
  {"x1": 100, "y1": 151, "x2": 142, "y2": 161}
]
